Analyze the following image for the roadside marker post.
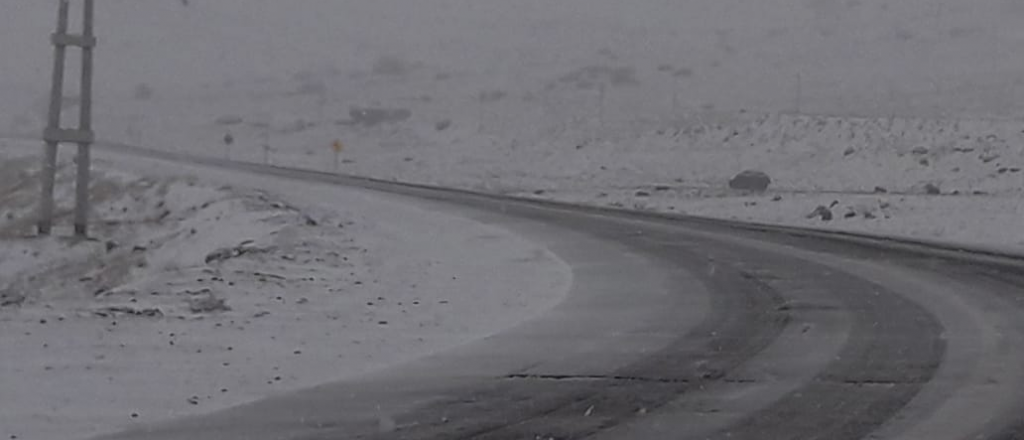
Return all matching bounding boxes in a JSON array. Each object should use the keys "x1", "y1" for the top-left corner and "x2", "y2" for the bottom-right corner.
[
  {"x1": 261, "y1": 126, "x2": 271, "y2": 164},
  {"x1": 332, "y1": 140, "x2": 344, "y2": 173},
  {"x1": 39, "y1": 0, "x2": 97, "y2": 237},
  {"x1": 223, "y1": 132, "x2": 234, "y2": 159}
]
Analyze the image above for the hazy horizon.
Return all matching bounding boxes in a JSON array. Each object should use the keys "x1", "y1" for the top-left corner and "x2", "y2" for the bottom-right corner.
[{"x1": 4, "y1": 0, "x2": 1024, "y2": 132}]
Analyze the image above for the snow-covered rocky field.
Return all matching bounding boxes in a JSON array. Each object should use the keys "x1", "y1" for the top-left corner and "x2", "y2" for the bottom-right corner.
[
  {"x1": 6, "y1": 0, "x2": 1024, "y2": 252},
  {"x1": 0, "y1": 143, "x2": 570, "y2": 440},
  {"x1": 74, "y1": 104, "x2": 1024, "y2": 252}
]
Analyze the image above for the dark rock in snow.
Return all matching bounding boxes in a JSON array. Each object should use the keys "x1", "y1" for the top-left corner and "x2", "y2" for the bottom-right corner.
[
  {"x1": 188, "y1": 292, "x2": 230, "y2": 314},
  {"x1": 806, "y1": 206, "x2": 833, "y2": 221},
  {"x1": 634, "y1": 190, "x2": 651, "y2": 197},
  {"x1": 728, "y1": 170, "x2": 771, "y2": 192},
  {"x1": 92, "y1": 306, "x2": 164, "y2": 318},
  {"x1": 873, "y1": 186, "x2": 888, "y2": 194},
  {"x1": 205, "y1": 242, "x2": 273, "y2": 264},
  {"x1": 911, "y1": 146, "x2": 929, "y2": 155},
  {"x1": 843, "y1": 147, "x2": 856, "y2": 156},
  {"x1": 980, "y1": 153, "x2": 1000, "y2": 163},
  {"x1": 924, "y1": 183, "x2": 941, "y2": 195}
]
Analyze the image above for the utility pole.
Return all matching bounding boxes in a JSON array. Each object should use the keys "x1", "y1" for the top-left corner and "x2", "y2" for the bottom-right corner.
[
  {"x1": 76, "y1": 0, "x2": 96, "y2": 237},
  {"x1": 39, "y1": 0, "x2": 97, "y2": 237}
]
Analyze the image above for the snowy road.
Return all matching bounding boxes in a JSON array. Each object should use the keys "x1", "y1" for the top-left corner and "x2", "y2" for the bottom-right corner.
[{"x1": 80, "y1": 144, "x2": 1024, "y2": 440}]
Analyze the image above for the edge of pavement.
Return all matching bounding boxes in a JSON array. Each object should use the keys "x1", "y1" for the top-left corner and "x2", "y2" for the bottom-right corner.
[
  {"x1": 74, "y1": 137, "x2": 1024, "y2": 268},
  {"x1": 4, "y1": 133, "x2": 1024, "y2": 268}
]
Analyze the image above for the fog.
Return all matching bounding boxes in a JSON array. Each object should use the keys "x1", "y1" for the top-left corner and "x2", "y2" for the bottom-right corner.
[{"x1": 3, "y1": 0, "x2": 1024, "y2": 137}]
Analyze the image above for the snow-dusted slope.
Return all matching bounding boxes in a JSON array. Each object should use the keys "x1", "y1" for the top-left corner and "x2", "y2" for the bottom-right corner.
[{"x1": 0, "y1": 142, "x2": 570, "y2": 440}]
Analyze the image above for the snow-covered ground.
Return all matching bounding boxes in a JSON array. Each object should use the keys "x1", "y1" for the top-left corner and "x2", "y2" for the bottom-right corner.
[
  {"x1": 485, "y1": 114, "x2": 1024, "y2": 250},
  {"x1": 67, "y1": 108, "x2": 1024, "y2": 252},
  {"x1": 4, "y1": 1, "x2": 1024, "y2": 253},
  {"x1": 0, "y1": 143, "x2": 570, "y2": 440}
]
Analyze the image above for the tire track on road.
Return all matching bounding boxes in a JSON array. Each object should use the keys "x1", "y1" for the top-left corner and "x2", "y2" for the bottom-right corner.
[{"x1": 350, "y1": 211, "x2": 944, "y2": 440}]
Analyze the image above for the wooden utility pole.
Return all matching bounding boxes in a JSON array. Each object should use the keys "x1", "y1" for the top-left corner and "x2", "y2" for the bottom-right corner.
[{"x1": 39, "y1": 0, "x2": 97, "y2": 237}]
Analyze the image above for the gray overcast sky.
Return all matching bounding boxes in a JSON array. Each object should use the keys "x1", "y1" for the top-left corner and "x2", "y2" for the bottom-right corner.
[{"x1": 3, "y1": 0, "x2": 1024, "y2": 118}]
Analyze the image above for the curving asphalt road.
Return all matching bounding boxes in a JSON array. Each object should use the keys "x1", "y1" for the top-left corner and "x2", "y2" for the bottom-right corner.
[{"x1": 73, "y1": 143, "x2": 1024, "y2": 440}]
